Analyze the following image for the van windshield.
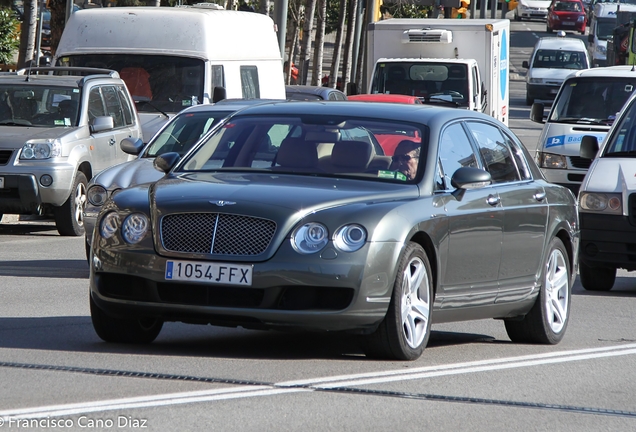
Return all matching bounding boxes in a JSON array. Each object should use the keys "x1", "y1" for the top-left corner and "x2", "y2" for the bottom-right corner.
[
  {"x1": 532, "y1": 49, "x2": 588, "y2": 69},
  {"x1": 596, "y1": 18, "x2": 617, "y2": 41},
  {"x1": 57, "y1": 54, "x2": 205, "y2": 115},
  {"x1": 603, "y1": 98, "x2": 636, "y2": 156},
  {"x1": 549, "y1": 77, "x2": 636, "y2": 123}
]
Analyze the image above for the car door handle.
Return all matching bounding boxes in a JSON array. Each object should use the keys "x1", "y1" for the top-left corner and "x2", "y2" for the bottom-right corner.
[
  {"x1": 109, "y1": 138, "x2": 116, "y2": 146},
  {"x1": 534, "y1": 191, "x2": 546, "y2": 202},
  {"x1": 487, "y1": 195, "x2": 500, "y2": 206}
]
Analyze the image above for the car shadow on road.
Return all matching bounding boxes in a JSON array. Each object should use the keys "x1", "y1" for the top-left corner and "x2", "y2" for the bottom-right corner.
[
  {"x1": 572, "y1": 275, "x2": 636, "y2": 298},
  {"x1": 0, "y1": 259, "x2": 88, "y2": 279},
  {"x1": 0, "y1": 316, "x2": 497, "y2": 361},
  {"x1": 0, "y1": 221, "x2": 58, "y2": 235}
]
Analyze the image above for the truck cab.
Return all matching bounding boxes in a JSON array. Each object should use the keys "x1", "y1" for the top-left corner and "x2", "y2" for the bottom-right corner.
[{"x1": 588, "y1": 3, "x2": 636, "y2": 67}]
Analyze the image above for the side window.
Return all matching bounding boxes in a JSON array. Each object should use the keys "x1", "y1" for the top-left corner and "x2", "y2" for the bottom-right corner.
[
  {"x1": 472, "y1": 66, "x2": 479, "y2": 102},
  {"x1": 116, "y1": 85, "x2": 134, "y2": 126},
  {"x1": 466, "y1": 121, "x2": 521, "y2": 184},
  {"x1": 438, "y1": 122, "x2": 479, "y2": 189},
  {"x1": 502, "y1": 130, "x2": 532, "y2": 181},
  {"x1": 211, "y1": 65, "x2": 225, "y2": 89},
  {"x1": 240, "y1": 66, "x2": 260, "y2": 99},
  {"x1": 87, "y1": 87, "x2": 106, "y2": 123},
  {"x1": 102, "y1": 86, "x2": 125, "y2": 128}
]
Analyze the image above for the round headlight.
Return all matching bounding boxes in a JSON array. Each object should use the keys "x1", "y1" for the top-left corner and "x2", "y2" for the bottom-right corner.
[
  {"x1": 100, "y1": 212, "x2": 120, "y2": 239},
  {"x1": 122, "y1": 213, "x2": 149, "y2": 244},
  {"x1": 334, "y1": 224, "x2": 367, "y2": 252},
  {"x1": 580, "y1": 193, "x2": 607, "y2": 211},
  {"x1": 291, "y1": 222, "x2": 329, "y2": 254},
  {"x1": 87, "y1": 185, "x2": 108, "y2": 206}
]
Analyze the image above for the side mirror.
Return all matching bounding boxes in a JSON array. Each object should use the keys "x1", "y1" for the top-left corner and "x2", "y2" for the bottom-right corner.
[
  {"x1": 212, "y1": 86, "x2": 227, "y2": 103},
  {"x1": 522, "y1": 60, "x2": 529, "y2": 69},
  {"x1": 588, "y1": 33, "x2": 594, "y2": 43},
  {"x1": 154, "y1": 151, "x2": 181, "y2": 173},
  {"x1": 451, "y1": 167, "x2": 492, "y2": 190},
  {"x1": 120, "y1": 137, "x2": 144, "y2": 156},
  {"x1": 580, "y1": 135, "x2": 600, "y2": 159},
  {"x1": 90, "y1": 116, "x2": 114, "y2": 133},
  {"x1": 530, "y1": 102, "x2": 545, "y2": 123},
  {"x1": 346, "y1": 82, "x2": 358, "y2": 95}
]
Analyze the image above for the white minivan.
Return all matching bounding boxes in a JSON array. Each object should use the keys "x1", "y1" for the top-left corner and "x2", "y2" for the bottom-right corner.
[
  {"x1": 530, "y1": 66, "x2": 636, "y2": 194},
  {"x1": 55, "y1": 5, "x2": 286, "y2": 141},
  {"x1": 578, "y1": 89, "x2": 636, "y2": 291}
]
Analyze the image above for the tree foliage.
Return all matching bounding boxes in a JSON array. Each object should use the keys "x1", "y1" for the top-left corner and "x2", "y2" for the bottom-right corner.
[{"x1": 0, "y1": 8, "x2": 19, "y2": 64}]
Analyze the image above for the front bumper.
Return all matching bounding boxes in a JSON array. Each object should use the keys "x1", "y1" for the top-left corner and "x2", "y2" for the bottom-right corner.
[
  {"x1": 540, "y1": 167, "x2": 588, "y2": 195},
  {"x1": 519, "y1": 10, "x2": 548, "y2": 20},
  {"x1": 551, "y1": 21, "x2": 585, "y2": 32},
  {"x1": 526, "y1": 83, "x2": 561, "y2": 101},
  {"x1": 90, "y1": 239, "x2": 403, "y2": 332},
  {"x1": 579, "y1": 212, "x2": 636, "y2": 271}
]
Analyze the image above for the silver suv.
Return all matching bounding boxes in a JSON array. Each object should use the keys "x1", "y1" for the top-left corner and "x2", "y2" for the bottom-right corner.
[{"x1": 0, "y1": 67, "x2": 143, "y2": 236}]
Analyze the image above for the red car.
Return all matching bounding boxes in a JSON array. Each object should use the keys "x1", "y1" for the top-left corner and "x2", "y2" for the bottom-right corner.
[{"x1": 547, "y1": 0, "x2": 586, "y2": 34}]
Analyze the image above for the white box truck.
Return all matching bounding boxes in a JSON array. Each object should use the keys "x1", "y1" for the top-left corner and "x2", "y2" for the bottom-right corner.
[
  {"x1": 55, "y1": 5, "x2": 286, "y2": 141},
  {"x1": 366, "y1": 18, "x2": 510, "y2": 125}
]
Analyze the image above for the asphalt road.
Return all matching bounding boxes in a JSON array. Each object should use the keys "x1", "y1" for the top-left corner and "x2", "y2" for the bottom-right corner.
[{"x1": 1, "y1": 19, "x2": 636, "y2": 432}]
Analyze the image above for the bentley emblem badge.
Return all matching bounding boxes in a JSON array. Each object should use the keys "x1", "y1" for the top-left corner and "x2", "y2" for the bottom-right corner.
[{"x1": 210, "y1": 200, "x2": 236, "y2": 207}]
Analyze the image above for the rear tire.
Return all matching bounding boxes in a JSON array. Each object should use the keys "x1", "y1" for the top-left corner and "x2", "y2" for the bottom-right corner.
[
  {"x1": 54, "y1": 171, "x2": 87, "y2": 236},
  {"x1": 363, "y1": 242, "x2": 433, "y2": 361},
  {"x1": 90, "y1": 295, "x2": 163, "y2": 344},
  {"x1": 505, "y1": 237, "x2": 571, "y2": 345},
  {"x1": 579, "y1": 261, "x2": 615, "y2": 291}
]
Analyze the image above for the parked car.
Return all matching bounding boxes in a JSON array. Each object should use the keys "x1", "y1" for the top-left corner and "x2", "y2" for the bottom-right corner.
[
  {"x1": 285, "y1": 85, "x2": 347, "y2": 101},
  {"x1": 514, "y1": 0, "x2": 552, "y2": 21},
  {"x1": 547, "y1": 0, "x2": 587, "y2": 34},
  {"x1": 88, "y1": 101, "x2": 579, "y2": 361},
  {"x1": 0, "y1": 67, "x2": 143, "y2": 236},
  {"x1": 84, "y1": 98, "x2": 280, "y2": 257},
  {"x1": 523, "y1": 33, "x2": 590, "y2": 105},
  {"x1": 347, "y1": 94, "x2": 423, "y2": 104},
  {"x1": 578, "y1": 90, "x2": 636, "y2": 291}
]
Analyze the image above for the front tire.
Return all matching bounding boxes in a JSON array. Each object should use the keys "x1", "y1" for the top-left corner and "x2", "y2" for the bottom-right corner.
[
  {"x1": 505, "y1": 237, "x2": 571, "y2": 345},
  {"x1": 90, "y1": 295, "x2": 163, "y2": 344},
  {"x1": 363, "y1": 242, "x2": 433, "y2": 360},
  {"x1": 579, "y1": 261, "x2": 616, "y2": 291},
  {"x1": 54, "y1": 171, "x2": 87, "y2": 236}
]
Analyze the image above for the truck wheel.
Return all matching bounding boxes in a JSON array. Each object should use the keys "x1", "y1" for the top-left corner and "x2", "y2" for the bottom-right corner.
[
  {"x1": 54, "y1": 171, "x2": 87, "y2": 236},
  {"x1": 363, "y1": 242, "x2": 433, "y2": 360},
  {"x1": 505, "y1": 237, "x2": 571, "y2": 344},
  {"x1": 579, "y1": 261, "x2": 615, "y2": 291},
  {"x1": 90, "y1": 295, "x2": 163, "y2": 344}
]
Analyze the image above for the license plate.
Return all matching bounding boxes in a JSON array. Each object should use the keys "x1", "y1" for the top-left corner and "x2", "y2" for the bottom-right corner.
[
  {"x1": 563, "y1": 21, "x2": 575, "y2": 25},
  {"x1": 550, "y1": 88, "x2": 559, "y2": 94},
  {"x1": 0, "y1": 177, "x2": 3, "y2": 188},
  {"x1": 165, "y1": 260, "x2": 252, "y2": 286}
]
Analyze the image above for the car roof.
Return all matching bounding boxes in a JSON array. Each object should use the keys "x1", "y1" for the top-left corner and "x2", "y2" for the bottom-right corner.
[
  {"x1": 227, "y1": 100, "x2": 496, "y2": 125},
  {"x1": 567, "y1": 65, "x2": 636, "y2": 78},
  {"x1": 177, "y1": 99, "x2": 282, "y2": 115},
  {"x1": 535, "y1": 37, "x2": 587, "y2": 51},
  {"x1": 0, "y1": 67, "x2": 121, "y2": 87}
]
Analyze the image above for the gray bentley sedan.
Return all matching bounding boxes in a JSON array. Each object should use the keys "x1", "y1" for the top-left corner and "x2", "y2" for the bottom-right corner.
[{"x1": 88, "y1": 101, "x2": 579, "y2": 361}]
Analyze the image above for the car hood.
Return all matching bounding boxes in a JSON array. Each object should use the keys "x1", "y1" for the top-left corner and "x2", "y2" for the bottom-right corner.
[
  {"x1": 584, "y1": 158, "x2": 636, "y2": 194},
  {"x1": 0, "y1": 126, "x2": 80, "y2": 149},
  {"x1": 92, "y1": 157, "x2": 161, "y2": 190}
]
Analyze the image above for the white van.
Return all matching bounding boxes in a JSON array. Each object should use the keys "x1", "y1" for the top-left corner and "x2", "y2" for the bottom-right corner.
[
  {"x1": 530, "y1": 66, "x2": 636, "y2": 194},
  {"x1": 587, "y1": 3, "x2": 636, "y2": 67},
  {"x1": 578, "y1": 89, "x2": 636, "y2": 291},
  {"x1": 55, "y1": 6, "x2": 286, "y2": 141}
]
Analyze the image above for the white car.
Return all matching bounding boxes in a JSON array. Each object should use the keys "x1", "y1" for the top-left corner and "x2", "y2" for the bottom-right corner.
[{"x1": 514, "y1": 0, "x2": 552, "y2": 21}]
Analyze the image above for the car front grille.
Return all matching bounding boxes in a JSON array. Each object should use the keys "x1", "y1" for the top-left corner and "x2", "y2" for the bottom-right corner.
[
  {"x1": 161, "y1": 212, "x2": 276, "y2": 256},
  {"x1": 0, "y1": 150, "x2": 13, "y2": 165},
  {"x1": 569, "y1": 156, "x2": 592, "y2": 169}
]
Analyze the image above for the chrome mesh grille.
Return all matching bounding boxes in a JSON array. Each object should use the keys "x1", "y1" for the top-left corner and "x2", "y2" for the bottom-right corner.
[{"x1": 161, "y1": 213, "x2": 276, "y2": 256}]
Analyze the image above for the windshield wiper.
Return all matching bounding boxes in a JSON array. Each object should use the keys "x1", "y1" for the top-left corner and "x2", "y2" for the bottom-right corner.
[
  {"x1": 0, "y1": 120, "x2": 31, "y2": 126},
  {"x1": 135, "y1": 99, "x2": 169, "y2": 118},
  {"x1": 554, "y1": 117, "x2": 613, "y2": 125},
  {"x1": 605, "y1": 151, "x2": 636, "y2": 157},
  {"x1": 419, "y1": 96, "x2": 460, "y2": 107}
]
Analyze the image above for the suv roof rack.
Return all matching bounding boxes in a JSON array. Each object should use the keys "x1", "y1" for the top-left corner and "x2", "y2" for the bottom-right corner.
[{"x1": 16, "y1": 67, "x2": 120, "y2": 79}]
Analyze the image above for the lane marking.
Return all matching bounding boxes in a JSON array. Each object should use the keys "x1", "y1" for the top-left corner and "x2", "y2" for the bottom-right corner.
[{"x1": 1, "y1": 343, "x2": 636, "y2": 419}]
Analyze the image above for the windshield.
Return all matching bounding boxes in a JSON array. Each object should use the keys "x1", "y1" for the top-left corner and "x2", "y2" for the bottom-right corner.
[
  {"x1": 0, "y1": 84, "x2": 79, "y2": 127},
  {"x1": 57, "y1": 54, "x2": 205, "y2": 114},
  {"x1": 144, "y1": 110, "x2": 234, "y2": 158},
  {"x1": 532, "y1": 49, "x2": 588, "y2": 69},
  {"x1": 370, "y1": 62, "x2": 469, "y2": 107},
  {"x1": 603, "y1": 97, "x2": 636, "y2": 156},
  {"x1": 596, "y1": 19, "x2": 617, "y2": 41},
  {"x1": 549, "y1": 77, "x2": 635, "y2": 122},
  {"x1": 177, "y1": 115, "x2": 426, "y2": 183}
]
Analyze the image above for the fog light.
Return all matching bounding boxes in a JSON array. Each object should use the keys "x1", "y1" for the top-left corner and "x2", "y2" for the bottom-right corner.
[
  {"x1": 40, "y1": 174, "x2": 53, "y2": 187},
  {"x1": 584, "y1": 243, "x2": 599, "y2": 257}
]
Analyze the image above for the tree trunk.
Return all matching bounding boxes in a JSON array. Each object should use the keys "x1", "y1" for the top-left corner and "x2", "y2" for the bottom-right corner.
[
  {"x1": 298, "y1": 0, "x2": 316, "y2": 85},
  {"x1": 341, "y1": 0, "x2": 357, "y2": 94},
  {"x1": 48, "y1": 0, "x2": 66, "y2": 57},
  {"x1": 17, "y1": 0, "x2": 37, "y2": 68},
  {"x1": 328, "y1": 0, "x2": 346, "y2": 89},
  {"x1": 310, "y1": 0, "x2": 325, "y2": 86}
]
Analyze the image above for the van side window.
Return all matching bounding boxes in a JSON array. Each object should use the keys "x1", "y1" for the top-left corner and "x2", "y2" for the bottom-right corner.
[
  {"x1": 116, "y1": 85, "x2": 134, "y2": 126},
  {"x1": 88, "y1": 87, "x2": 106, "y2": 123},
  {"x1": 466, "y1": 121, "x2": 521, "y2": 183},
  {"x1": 102, "y1": 85, "x2": 125, "y2": 128},
  {"x1": 240, "y1": 66, "x2": 260, "y2": 99},
  {"x1": 211, "y1": 65, "x2": 225, "y2": 89}
]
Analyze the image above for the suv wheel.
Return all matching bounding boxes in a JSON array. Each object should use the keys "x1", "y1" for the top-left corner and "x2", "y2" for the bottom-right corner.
[{"x1": 54, "y1": 171, "x2": 87, "y2": 236}]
